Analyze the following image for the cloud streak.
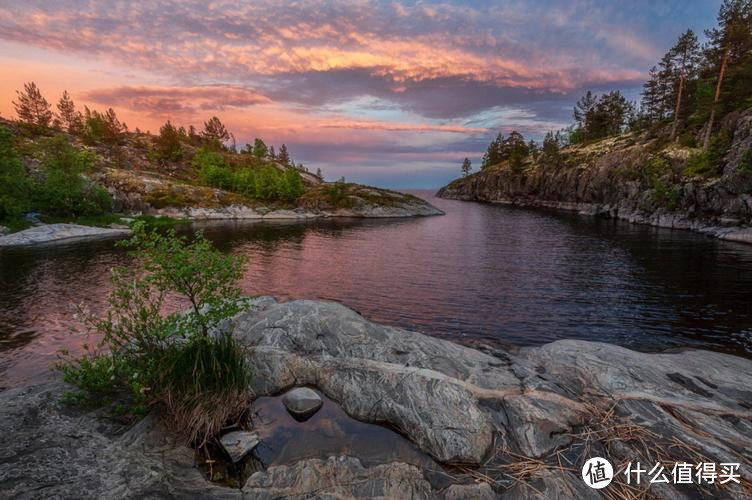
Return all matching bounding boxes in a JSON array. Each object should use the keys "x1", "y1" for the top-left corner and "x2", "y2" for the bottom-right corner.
[{"x1": 0, "y1": 0, "x2": 720, "y2": 187}]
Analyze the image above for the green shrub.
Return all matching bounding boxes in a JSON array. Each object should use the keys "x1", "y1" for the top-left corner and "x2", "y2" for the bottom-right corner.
[
  {"x1": 685, "y1": 151, "x2": 714, "y2": 178},
  {"x1": 59, "y1": 223, "x2": 250, "y2": 444},
  {"x1": 639, "y1": 156, "x2": 669, "y2": 184},
  {"x1": 35, "y1": 136, "x2": 112, "y2": 217},
  {"x1": 650, "y1": 179, "x2": 681, "y2": 210},
  {"x1": 0, "y1": 126, "x2": 32, "y2": 222}
]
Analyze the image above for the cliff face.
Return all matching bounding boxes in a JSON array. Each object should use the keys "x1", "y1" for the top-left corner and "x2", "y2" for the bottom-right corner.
[{"x1": 438, "y1": 109, "x2": 752, "y2": 243}]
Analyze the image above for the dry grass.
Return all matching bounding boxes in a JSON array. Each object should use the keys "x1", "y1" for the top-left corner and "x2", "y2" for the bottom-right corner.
[{"x1": 448, "y1": 399, "x2": 752, "y2": 499}]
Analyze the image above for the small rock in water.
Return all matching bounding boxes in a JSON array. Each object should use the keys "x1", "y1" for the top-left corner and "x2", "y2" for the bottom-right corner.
[
  {"x1": 281, "y1": 387, "x2": 323, "y2": 421},
  {"x1": 219, "y1": 431, "x2": 260, "y2": 463}
]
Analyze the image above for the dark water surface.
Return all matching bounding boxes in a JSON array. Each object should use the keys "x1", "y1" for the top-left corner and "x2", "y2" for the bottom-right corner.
[{"x1": 2, "y1": 190, "x2": 752, "y2": 386}]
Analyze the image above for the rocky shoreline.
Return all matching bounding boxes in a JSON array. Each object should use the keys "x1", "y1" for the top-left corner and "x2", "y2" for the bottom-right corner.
[
  {"x1": 0, "y1": 223, "x2": 132, "y2": 247},
  {"x1": 436, "y1": 190, "x2": 752, "y2": 245},
  {"x1": 1, "y1": 297, "x2": 750, "y2": 498},
  {"x1": 0, "y1": 199, "x2": 443, "y2": 247},
  {"x1": 437, "y1": 109, "x2": 752, "y2": 245}
]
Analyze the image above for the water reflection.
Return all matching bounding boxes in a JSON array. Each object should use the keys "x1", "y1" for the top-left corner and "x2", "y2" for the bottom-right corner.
[{"x1": 2, "y1": 191, "x2": 752, "y2": 386}]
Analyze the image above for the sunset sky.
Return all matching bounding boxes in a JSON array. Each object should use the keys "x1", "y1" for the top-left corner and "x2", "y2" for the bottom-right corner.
[{"x1": 0, "y1": 1, "x2": 720, "y2": 187}]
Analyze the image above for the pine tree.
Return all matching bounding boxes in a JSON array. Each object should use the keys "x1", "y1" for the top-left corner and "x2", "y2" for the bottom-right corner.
[
  {"x1": 573, "y1": 91, "x2": 597, "y2": 130},
  {"x1": 252, "y1": 138, "x2": 268, "y2": 159},
  {"x1": 277, "y1": 144, "x2": 290, "y2": 165},
  {"x1": 55, "y1": 90, "x2": 82, "y2": 134},
  {"x1": 13, "y1": 82, "x2": 52, "y2": 129},
  {"x1": 202, "y1": 116, "x2": 230, "y2": 147},
  {"x1": 667, "y1": 30, "x2": 701, "y2": 140},
  {"x1": 155, "y1": 120, "x2": 183, "y2": 161},
  {"x1": 461, "y1": 157, "x2": 472, "y2": 176},
  {"x1": 703, "y1": 0, "x2": 752, "y2": 149}
]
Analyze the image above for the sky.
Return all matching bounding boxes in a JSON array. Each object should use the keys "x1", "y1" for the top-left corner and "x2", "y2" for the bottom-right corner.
[{"x1": 0, "y1": 1, "x2": 721, "y2": 188}]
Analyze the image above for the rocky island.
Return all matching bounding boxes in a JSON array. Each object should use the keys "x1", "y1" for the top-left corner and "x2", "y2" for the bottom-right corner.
[
  {"x1": 0, "y1": 112, "x2": 441, "y2": 247},
  {"x1": 2, "y1": 298, "x2": 750, "y2": 498}
]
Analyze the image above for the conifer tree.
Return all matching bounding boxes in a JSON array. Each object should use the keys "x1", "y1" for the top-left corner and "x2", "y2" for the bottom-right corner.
[
  {"x1": 461, "y1": 157, "x2": 472, "y2": 177},
  {"x1": 55, "y1": 90, "x2": 83, "y2": 134},
  {"x1": 13, "y1": 82, "x2": 52, "y2": 129},
  {"x1": 202, "y1": 116, "x2": 230, "y2": 146},
  {"x1": 703, "y1": 0, "x2": 752, "y2": 149},
  {"x1": 277, "y1": 144, "x2": 290, "y2": 165}
]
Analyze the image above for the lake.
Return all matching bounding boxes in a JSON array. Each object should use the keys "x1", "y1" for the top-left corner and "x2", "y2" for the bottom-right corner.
[{"x1": 2, "y1": 190, "x2": 751, "y2": 387}]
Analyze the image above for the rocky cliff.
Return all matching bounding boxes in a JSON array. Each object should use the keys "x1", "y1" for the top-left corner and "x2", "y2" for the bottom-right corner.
[
  {"x1": 437, "y1": 109, "x2": 752, "y2": 244},
  {"x1": 2, "y1": 298, "x2": 750, "y2": 498}
]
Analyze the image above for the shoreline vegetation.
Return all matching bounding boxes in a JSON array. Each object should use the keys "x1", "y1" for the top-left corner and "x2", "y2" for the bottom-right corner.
[
  {"x1": 438, "y1": 2, "x2": 752, "y2": 244},
  {"x1": 0, "y1": 86, "x2": 441, "y2": 243}
]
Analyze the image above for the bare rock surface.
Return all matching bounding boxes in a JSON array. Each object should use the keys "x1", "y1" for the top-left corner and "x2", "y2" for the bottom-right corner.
[
  {"x1": 1, "y1": 297, "x2": 751, "y2": 498},
  {"x1": 0, "y1": 223, "x2": 131, "y2": 247},
  {"x1": 219, "y1": 431, "x2": 260, "y2": 463},
  {"x1": 281, "y1": 387, "x2": 323, "y2": 420}
]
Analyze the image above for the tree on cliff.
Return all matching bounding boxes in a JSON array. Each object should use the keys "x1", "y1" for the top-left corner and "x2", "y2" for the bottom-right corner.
[
  {"x1": 702, "y1": 0, "x2": 752, "y2": 149},
  {"x1": 252, "y1": 138, "x2": 268, "y2": 159},
  {"x1": 574, "y1": 91, "x2": 635, "y2": 141},
  {"x1": 55, "y1": 91, "x2": 83, "y2": 134},
  {"x1": 13, "y1": 82, "x2": 52, "y2": 130},
  {"x1": 155, "y1": 120, "x2": 184, "y2": 161},
  {"x1": 202, "y1": 116, "x2": 230, "y2": 149},
  {"x1": 461, "y1": 157, "x2": 472, "y2": 177},
  {"x1": 481, "y1": 133, "x2": 503, "y2": 169},
  {"x1": 666, "y1": 30, "x2": 702, "y2": 141},
  {"x1": 277, "y1": 144, "x2": 290, "y2": 166}
]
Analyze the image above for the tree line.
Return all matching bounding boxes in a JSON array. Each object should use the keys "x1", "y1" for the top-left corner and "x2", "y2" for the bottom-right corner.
[{"x1": 463, "y1": 0, "x2": 751, "y2": 176}]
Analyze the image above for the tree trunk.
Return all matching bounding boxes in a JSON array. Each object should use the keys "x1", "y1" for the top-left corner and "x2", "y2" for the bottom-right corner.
[
  {"x1": 670, "y1": 74, "x2": 684, "y2": 142},
  {"x1": 703, "y1": 48, "x2": 729, "y2": 150}
]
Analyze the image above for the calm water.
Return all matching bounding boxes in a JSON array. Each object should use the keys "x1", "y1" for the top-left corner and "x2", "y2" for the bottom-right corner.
[{"x1": 2, "y1": 190, "x2": 752, "y2": 386}]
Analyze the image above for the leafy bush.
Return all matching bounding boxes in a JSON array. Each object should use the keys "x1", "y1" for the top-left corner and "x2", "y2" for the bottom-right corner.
[
  {"x1": 642, "y1": 157, "x2": 669, "y2": 183},
  {"x1": 35, "y1": 136, "x2": 112, "y2": 217},
  {"x1": 650, "y1": 179, "x2": 681, "y2": 210},
  {"x1": 59, "y1": 223, "x2": 250, "y2": 444},
  {"x1": 685, "y1": 151, "x2": 714, "y2": 178},
  {"x1": 0, "y1": 126, "x2": 32, "y2": 222},
  {"x1": 195, "y1": 148, "x2": 305, "y2": 203}
]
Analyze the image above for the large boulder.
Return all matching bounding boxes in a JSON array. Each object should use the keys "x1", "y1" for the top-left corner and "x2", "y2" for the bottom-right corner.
[{"x1": 1, "y1": 297, "x2": 751, "y2": 498}]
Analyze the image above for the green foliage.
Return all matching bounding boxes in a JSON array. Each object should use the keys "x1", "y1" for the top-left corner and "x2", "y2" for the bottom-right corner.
[
  {"x1": 59, "y1": 224, "x2": 250, "y2": 443},
  {"x1": 640, "y1": 156, "x2": 670, "y2": 184},
  {"x1": 568, "y1": 127, "x2": 585, "y2": 145},
  {"x1": 325, "y1": 180, "x2": 349, "y2": 206},
  {"x1": 0, "y1": 126, "x2": 32, "y2": 222},
  {"x1": 650, "y1": 179, "x2": 681, "y2": 210},
  {"x1": 195, "y1": 148, "x2": 305, "y2": 203},
  {"x1": 13, "y1": 81, "x2": 53, "y2": 131},
  {"x1": 685, "y1": 151, "x2": 715, "y2": 177},
  {"x1": 82, "y1": 107, "x2": 126, "y2": 145},
  {"x1": 35, "y1": 136, "x2": 112, "y2": 217},
  {"x1": 154, "y1": 120, "x2": 184, "y2": 162}
]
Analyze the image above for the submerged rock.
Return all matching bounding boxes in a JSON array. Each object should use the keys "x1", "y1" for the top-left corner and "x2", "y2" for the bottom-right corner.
[
  {"x1": 219, "y1": 430, "x2": 260, "y2": 463},
  {"x1": 1, "y1": 297, "x2": 750, "y2": 498},
  {"x1": 281, "y1": 387, "x2": 323, "y2": 421}
]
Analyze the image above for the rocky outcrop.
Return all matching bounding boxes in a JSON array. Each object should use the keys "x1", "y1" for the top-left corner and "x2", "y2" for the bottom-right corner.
[
  {"x1": 437, "y1": 110, "x2": 752, "y2": 243},
  {"x1": 1, "y1": 298, "x2": 750, "y2": 498},
  {"x1": 0, "y1": 223, "x2": 131, "y2": 247},
  {"x1": 152, "y1": 198, "x2": 443, "y2": 220}
]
